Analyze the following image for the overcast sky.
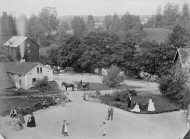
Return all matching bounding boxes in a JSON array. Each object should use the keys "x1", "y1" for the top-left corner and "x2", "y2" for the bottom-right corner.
[{"x1": 0, "y1": 0, "x2": 189, "y2": 18}]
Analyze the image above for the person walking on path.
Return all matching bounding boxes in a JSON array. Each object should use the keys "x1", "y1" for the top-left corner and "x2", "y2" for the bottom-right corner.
[
  {"x1": 107, "y1": 104, "x2": 114, "y2": 120},
  {"x1": 62, "y1": 120, "x2": 70, "y2": 137},
  {"x1": 127, "y1": 95, "x2": 132, "y2": 108},
  {"x1": 52, "y1": 96, "x2": 56, "y2": 105},
  {"x1": 100, "y1": 122, "x2": 106, "y2": 136}
]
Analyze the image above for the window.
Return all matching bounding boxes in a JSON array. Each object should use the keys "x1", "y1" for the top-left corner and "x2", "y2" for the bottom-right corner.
[
  {"x1": 27, "y1": 49, "x2": 30, "y2": 53},
  {"x1": 27, "y1": 44, "x2": 30, "y2": 47},
  {"x1": 37, "y1": 68, "x2": 39, "y2": 73},
  {"x1": 40, "y1": 67, "x2": 42, "y2": 73},
  {"x1": 19, "y1": 75, "x2": 21, "y2": 77},
  {"x1": 19, "y1": 79, "x2": 21, "y2": 85},
  {"x1": 189, "y1": 69, "x2": 190, "y2": 73},
  {"x1": 32, "y1": 78, "x2": 36, "y2": 85}
]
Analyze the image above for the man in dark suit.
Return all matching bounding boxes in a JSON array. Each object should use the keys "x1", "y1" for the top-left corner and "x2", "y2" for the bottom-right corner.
[
  {"x1": 127, "y1": 95, "x2": 132, "y2": 108},
  {"x1": 107, "y1": 104, "x2": 114, "y2": 120}
]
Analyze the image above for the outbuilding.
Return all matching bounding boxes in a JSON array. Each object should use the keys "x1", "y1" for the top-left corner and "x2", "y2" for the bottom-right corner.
[
  {"x1": 6, "y1": 61, "x2": 53, "y2": 89},
  {"x1": 4, "y1": 36, "x2": 40, "y2": 62}
]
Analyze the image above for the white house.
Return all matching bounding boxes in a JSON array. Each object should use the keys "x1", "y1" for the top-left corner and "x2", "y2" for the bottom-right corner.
[{"x1": 6, "y1": 61, "x2": 53, "y2": 89}]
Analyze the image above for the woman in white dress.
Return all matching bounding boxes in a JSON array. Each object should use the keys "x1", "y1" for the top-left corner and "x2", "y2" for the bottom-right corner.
[
  {"x1": 148, "y1": 99, "x2": 155, "y2": 112},
  {"x1": 85, "y1": 91, "x2": 89, "y2": 101},
  {"x1": 131, "y1": 103, "x2": 140, "y2": 112}
]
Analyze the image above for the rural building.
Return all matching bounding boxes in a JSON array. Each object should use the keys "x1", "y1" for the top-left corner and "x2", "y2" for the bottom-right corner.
[
  {"x1": 6, "y1": 61, "x2": 53, "y2": 89},
  {"x1": 4, "y1": 36, "x2": 39, "y2": 62},
  {"x1": 173, "y1": 48, "x2": 190, "y2": 78}
]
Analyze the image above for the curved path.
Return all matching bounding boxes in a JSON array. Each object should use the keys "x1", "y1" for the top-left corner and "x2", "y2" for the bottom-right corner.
[{"x1": 0, "y1": 77, "x2": 188, "y2": 139}]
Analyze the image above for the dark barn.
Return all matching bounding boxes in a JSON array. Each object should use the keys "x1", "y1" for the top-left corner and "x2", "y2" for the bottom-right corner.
[{"x1": 4, "y1": 36, "x2": 39, "y2": 62}]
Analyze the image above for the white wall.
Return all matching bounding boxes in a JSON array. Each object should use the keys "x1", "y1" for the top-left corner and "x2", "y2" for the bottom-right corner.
[
  {"x1": 25, "y1": 64, "x2": 53, "y2": 89},
  {"x1": 9, "y1": 73, "x2": 25, "y2": 89}
]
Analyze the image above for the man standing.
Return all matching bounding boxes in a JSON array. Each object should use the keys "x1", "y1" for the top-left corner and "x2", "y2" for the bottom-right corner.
[
  {"x1": 127, "y1": 95, "x2": 132, "y2": 108},
  {"x1": 107, "y1": 104, "x2": 114, "y2": 120}
]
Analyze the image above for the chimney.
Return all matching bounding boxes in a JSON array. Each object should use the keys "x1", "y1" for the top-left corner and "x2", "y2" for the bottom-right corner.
[{"x1": 20, "y1": 57, "x2": 25, "y2": 63}]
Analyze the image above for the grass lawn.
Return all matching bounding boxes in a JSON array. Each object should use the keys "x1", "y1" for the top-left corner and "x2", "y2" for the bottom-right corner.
[
  {"x1": 143, "y1": 28, "x2": 172, "y2": 43},
  {"x1": 0, "y1": 97, "x2": 53, "y2": 116},
  {"x1": 0, "y1": 80, "x2": 62, "y2": 97},
  {"x1": 74, "y1": 82, "x2": 141, "y2": 91},
  {"x1": 98, "y1": 93, "x2": 179, "y2": 114}
]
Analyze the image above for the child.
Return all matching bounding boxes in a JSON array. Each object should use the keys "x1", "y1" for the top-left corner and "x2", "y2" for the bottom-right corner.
[
  {"x1": 62, "y1": 120, "x2": 70, "y2": 136},
  {"x1": 100, "y1": 122, "x2": 106, "y2": 136}
]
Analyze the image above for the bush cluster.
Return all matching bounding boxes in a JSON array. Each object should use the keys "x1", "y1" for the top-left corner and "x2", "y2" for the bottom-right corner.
[
  {"x1": 113, "y1": 89, "x2": 137, "y2": 102},
  {"x1": 158, "y1": 74, "x2": 187, "y2": 102}
]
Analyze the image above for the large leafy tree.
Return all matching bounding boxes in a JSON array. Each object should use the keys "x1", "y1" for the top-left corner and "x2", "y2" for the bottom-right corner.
[
  {"x1": 56, "y1": 20, "x2": 71, "y2": 44},
  {"x1": 34, "y1": 76, "x2": 52, "y2": 99},
  {"x1": 58, "y1": 36, "x2": 83, "y2": 72},
  {"x1": 39, "y1": 7, "x2": 59, "y2": 37},
  {"x1": 71, "y1": 16, "x2": 86, "y2": 37},
  {"x1": 102, "y1": 65, "x2": 125, "y2": 92},
  {"x1": 104, "y1": 15, "x2": 112, "y2": 31},
  {"x1": 135, "y1": 40, "x2": 174, "y2": 76},
  {"x1": 1, "y1": 12, "x2": 17, "y2": 44},
  {"x1": 79, "y1": 32, "x2": 120, "y2": 72},
  {"x1": 109, "y1": 13, "x2": 121, "y2": 33},
  {"x1": 167, "y1": 25, "x2": 189, "y2": 48},
  {"x1": 28, "y1": 14, "x2": 45, "y2": 43},
  {"x1": 47, "y1": 45, "x2": 60, "y2": 66},
  {"x1": 86, "y1": 15, "x2": 95, "y2": 33}
]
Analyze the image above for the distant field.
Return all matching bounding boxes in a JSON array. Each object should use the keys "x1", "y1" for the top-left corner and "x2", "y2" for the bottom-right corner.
[{"x1": 143, "y1": 28, "x2": 172, "y2": 43}]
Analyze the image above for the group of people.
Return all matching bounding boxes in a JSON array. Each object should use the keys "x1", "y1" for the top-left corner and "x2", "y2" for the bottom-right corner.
[
  {"x1": 9, "y1": 107, "x2": 36, "y2": 131},
  {"x1": 52, "y1": 91, "x2": 71, "y2": 107},
  {"x1": 131, "y1": 98, "x2": 155, "y2": 112}
]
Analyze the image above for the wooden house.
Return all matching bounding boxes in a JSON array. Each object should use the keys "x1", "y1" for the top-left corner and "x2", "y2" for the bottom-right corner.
[
  {"x1": 173, "y1": 48, "x2": 190, "y2": 77},
  {"x1": 4, "y1": 36, "x2": 39, "y2": 62},
  {"x1": 6, "y1": 61, "x2": 53, "y2": 89}
]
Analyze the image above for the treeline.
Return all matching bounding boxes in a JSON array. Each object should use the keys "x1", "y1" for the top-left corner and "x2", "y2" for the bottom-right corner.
[
  {"x1": 48, "y1": 25, "x2": 190, "y2": 77},
  {"x1": 0, "y1": 7, "x2": 144, "y2": 46},
  {"x1": 145, "y1": 2, "x2": 190, "y2": 31}
]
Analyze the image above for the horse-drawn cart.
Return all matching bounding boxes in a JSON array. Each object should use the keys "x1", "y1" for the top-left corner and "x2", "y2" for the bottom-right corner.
[{"x1": 77, "y1": 82, "x2": 90, "y2": 91}]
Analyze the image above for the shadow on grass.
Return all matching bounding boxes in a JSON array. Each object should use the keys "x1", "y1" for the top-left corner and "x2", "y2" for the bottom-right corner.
[{"x1": 74, "y1": 82, "x2": 142, "y2": 91}]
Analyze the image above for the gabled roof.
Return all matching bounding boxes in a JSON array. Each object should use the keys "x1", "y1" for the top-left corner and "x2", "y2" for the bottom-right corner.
[
  {"x1": 6, "y1": 61, "x2": 53, "y2": 75},
  {"x1": 174, "y1": 48, "x2": 190, "y2": 67},
  {"x1": 4, "y1": 36, "x2": 28, "y2": 47},
  {"x1": 6, "y1": 62, "x2": 39, "y2": 75}
]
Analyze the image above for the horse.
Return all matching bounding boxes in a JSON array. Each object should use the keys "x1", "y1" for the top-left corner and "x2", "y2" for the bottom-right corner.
[{"x1": 61, "y1": 82, "x2": 75, "y2": 91}]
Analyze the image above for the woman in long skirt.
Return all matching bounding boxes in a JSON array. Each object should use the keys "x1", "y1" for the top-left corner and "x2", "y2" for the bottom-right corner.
[
  {"x1": 62, "y1": 120, "x2": 70, "y2": 136},
  {"x1": 27, "y1": 113, "x2": 36, "y2": 127}
]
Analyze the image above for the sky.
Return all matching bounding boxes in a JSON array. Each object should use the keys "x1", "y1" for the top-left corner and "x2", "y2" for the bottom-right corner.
[{"x1": 0, "y1": 0, "x2": 189, "y2": 18}]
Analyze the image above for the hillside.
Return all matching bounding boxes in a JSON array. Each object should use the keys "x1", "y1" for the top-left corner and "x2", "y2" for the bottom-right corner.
[{"x1": 143, "y1": 28, "x2": 172, "y2": 43}]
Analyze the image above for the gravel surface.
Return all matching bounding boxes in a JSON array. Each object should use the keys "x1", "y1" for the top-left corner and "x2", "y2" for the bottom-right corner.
[{"x1": 0, "y1": 74, "x2": 188, "y2": 139}]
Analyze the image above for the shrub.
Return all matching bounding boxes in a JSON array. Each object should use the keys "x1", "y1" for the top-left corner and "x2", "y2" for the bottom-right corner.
[
  {"x1": 113, "y1": 90, "x2": 129, "y2": 102},
  {"x1": 65, "y1": 67, "x2": 74, "y2": 73},
  {"x1": 102, "y1": 65, "x2": 125, "y2": 92},
  {"x1": 96, "y1": 90, "x2": 101, "y2": 96},
  {"x1": 128, "y1": 89, "x2": 137, "y2": 96},
  {"x1": 158, "y1": 74, "x2": 187, "y2": 102}
]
